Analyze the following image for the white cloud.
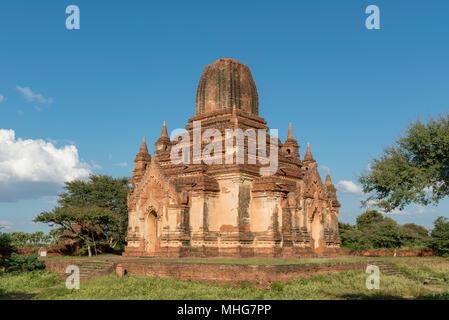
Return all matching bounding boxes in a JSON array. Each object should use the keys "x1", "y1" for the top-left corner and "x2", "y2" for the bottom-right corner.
[
  {"x1": 416, "y1": 205, "x2": 426, "y2": 214},
  {"x1": 369, "y1": 204, "x2": 436, "y2": 216},
  {"x1": 0, "y1": 94, "x2": 4, "y2": 103},
  {"x1": 16, "y1": 86, "x2": 53, "y2": 104},
  {"x1": 387, "y1": 208, "x2": 411, "y2": 215},
  {"x1": 90, "y1": 160, "x2": 102, "y2": 170},
  {"x1": 0, "y1": 129, "x2": 91, "y2": 202},
  {"x1": 115, "y1": 162, "x2": 128, "y2": 168},
  {"x1": 336, "y1": 180, "x2": 364, "y2": 195},
  {"x1": 413, "y1": 205, "x2": 435, "y2": 215},
  {"x1": 0, "y1": 220, "x2": 13, "y2": 230}
]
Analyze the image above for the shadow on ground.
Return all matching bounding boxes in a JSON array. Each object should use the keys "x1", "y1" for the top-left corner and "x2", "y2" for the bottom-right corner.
[{"x1": 0, "y1": 288, "x2": 38, "y2": 300}]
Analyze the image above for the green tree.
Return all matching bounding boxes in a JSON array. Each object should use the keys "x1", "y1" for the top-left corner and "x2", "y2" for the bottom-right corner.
[
  {"x1": 362, "y1": 219, "x2": 403, "y2": 249},
  {"x1": 35, "y1": 175, "x2": 129, "y2": 254},
  {"x1": 8, "y1": 232, "x2": 27, "y2": 247},
  {"x1": 55, "y1": 174, "x2": 130, "y2": 247},
  {"x1": 356, "y1": 210, "x2": 384, "y2": 230},
  {"x1": 48, "y1": 228, "x2": 63, "y2": 245},
  {"x1": 339, "y1": 210, "x2": 428, "y2": 250},
  {"x1": 427, "y1": 217, "x2": 449, "y2": 256},
  {"x1": 399, "y1": 223, "x2": 429, "y2": 247},
  {"x1": 34, "y1": 206, "x2": 120, "y2": 256},
  {"x1": 338, "y1": 222, "x2": 363, "y2": 249},
  {"x1": 359, "y1": 115, "x2": 449, "y2": 212}
]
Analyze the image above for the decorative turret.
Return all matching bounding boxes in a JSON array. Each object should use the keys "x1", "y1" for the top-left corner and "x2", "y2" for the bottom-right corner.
[
  {"x1": 283, "y1": 123, "x2": 300, "y2": 160},
  {"x1": 303, "y1": 143, "x2": 315, "y2": 162},
  {"x1": 325, "y1": 169, "x2": 333, "y2": 186},
  {"x1": 131, "y1": 136, "x2": 151, "y2": 187},
  {"x1": 155, "y1": 121, "x2": 170, "y2": 155},
  {"x1": 324, "y1": 169, "x2": 340, "y2": 207},
  {"x1": 138, "y1": 136, "x2": 149, "y2": 155}
]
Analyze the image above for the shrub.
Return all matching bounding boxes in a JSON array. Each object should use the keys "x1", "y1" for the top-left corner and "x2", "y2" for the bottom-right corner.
[
  {"x1": 2, "y1": 253, "x2": 44, "y2": 273},
  {"x1": 0, "y1": 233, "x2": 12, "y2": 249},
  {"x1": 271, "y1": 282, "x2": 284, "y2": 292},
  {"x1": 338, "y1": 223, "x2": 365, "y2": 250}
]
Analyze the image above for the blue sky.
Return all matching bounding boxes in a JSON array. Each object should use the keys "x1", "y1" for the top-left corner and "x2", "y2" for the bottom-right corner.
[{"x1": 0, "y1": 0, "x2": 448, "y2": 232}]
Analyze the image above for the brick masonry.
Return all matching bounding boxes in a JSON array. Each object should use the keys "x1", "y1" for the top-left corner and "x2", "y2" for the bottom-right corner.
[
  {"x1": 348, "y1": 249, "x2": 437, "y2": 257},
  {"x1": 44, "y1": 259, "x2": 368, "y2": 287},
  {"x1": 115, "y1": 261, "x2": 368, "y2": 287}
]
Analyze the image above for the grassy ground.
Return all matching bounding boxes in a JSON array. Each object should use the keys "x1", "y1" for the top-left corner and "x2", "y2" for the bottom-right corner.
[{"x1": 1, "y1": 261, "x2": 448, "y2": 300}]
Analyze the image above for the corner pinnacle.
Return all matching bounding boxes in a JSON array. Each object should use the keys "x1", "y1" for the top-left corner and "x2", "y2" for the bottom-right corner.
[
  {"x1": 139, "y1": 136, "x2": 149, "y2": 154},
  {"x1": 287, "y1": 123, "x2": 294, "y2": 140},
  {"x1": 304, "y1": 142, "x2": 314, "y2": 161},
  {"x1": 161, "y1": 121, "x2": 168, "y2": 138},
  {"x1": 325, "y1": 169, "x2": 333, "y2": 185}
]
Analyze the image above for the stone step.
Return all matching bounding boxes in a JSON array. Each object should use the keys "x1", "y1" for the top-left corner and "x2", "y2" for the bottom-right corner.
[
  {"x1": 74, "y1": 260, "x2": 116, "y2": 281},
  {"x1": 366, "y1": 261, "x2": 415, "y2": 281},
  {"x1": 79, "y1": 266, "x2": 114, "y2": 270}
]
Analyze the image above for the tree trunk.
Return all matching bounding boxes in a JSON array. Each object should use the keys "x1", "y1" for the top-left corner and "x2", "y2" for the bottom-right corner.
[
  {"x1": 87, "y1": 245, "x2": 92, "y2": 257},
  {"x1": 92, "y1": 234, "x2": 97, "y2": 256}
]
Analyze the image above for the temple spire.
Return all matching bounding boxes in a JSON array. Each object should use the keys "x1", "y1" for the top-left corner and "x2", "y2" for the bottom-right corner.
[
  {"x1": 325, "y1": 169, "x2": 333, "y2": 185},
  {"x1": 139, "y1": 136, "x2": 149, "y2": 154},
  {"x1": 366, "y1": 206, "x2": 371, "y2": 213},
  {"x1": 160, "y1": 121, "x2": 168, "y2": 138},
  {"x1": 303, "y1": 142, "x2": 314, "y2": 161},
  {"x1": 132, "y1": 136, "x2": 151, "y2": 187},
  {"x1": 155, "y1": 121, "x2": 170, "y2": 155},
  {"x1": 287, "y1": 123, "x2": 294, "y2": 140}
]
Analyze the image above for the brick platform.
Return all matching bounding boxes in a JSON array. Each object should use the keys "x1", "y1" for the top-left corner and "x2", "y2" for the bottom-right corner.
[{"x1": 44, "y1": 258, "x2": 368, "y2": 287}]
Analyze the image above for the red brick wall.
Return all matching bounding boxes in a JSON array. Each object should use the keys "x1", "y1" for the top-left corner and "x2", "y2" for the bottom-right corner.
[
  {"x1": 349, "y1": 249, "x2": 437, "y2": 257},
  {"x1": 44, "y1": 260, "x2": 84, "y2": 273},
  {"x1": 115, "y1": 261, "x2": 367, "y2": 287},
  {"x1": 43, "y1": 259, "x2": 367, "y2": 287}
]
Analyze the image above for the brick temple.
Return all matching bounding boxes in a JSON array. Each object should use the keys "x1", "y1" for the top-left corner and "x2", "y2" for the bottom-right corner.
[{"x1": 124, "y1": 58, "x2": 341, "y2": 258}]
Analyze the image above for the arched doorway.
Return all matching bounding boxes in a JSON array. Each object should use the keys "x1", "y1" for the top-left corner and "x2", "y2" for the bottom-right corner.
[
  {"x1": 145, "y1": 210, "x2": 158, "y2": 254},
  {"x1": 311, "y1": 208, "x2": 322, "y2": 250}
]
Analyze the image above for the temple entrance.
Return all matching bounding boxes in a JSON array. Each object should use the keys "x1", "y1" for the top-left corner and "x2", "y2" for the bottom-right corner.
[
  {"x1": 145, "y1": 210, "x2": 158, "y2": 254},
  {"x1": 311, "y1": 208, "x2": 322, "y2": 250}
]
